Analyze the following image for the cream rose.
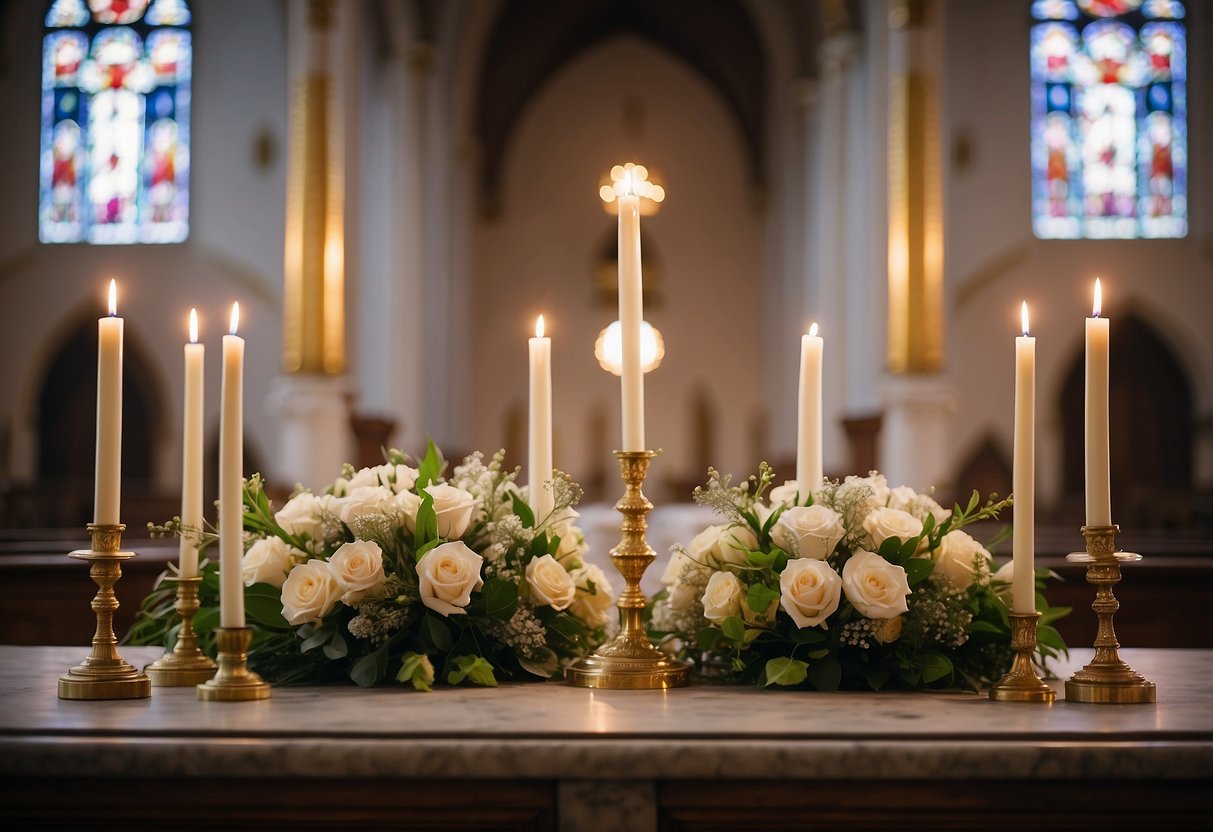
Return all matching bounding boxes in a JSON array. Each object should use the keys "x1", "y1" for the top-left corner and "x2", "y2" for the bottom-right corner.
[
  {"x1": 378, "y1": 463, "x2": 418, "y2": 493},
  {"x1": 768, "y1": 481, "x2": 804, "y2": 509},
  {"x1": 700, "y1": 571, "x2": 744, "y2": 622},
  {"x1": 336, "y1": 486, "x2": 395, "y2": 526},
  {"x1": 934, "y1": 529, "x2": 992, "y2": 590},
  {"x1": 273, "y1": 492, "x2": 323, "y2": 539},
  {"x1": 888, "y1": 485, "x2": 950, "y2": 524},
  {"x1": 843, "y1": 472, "x2": 890, "y2": 510},
  {"x1": 424, "y1": 484, "x2": 476, "y2": 539},
  {"x1": 569, "y1": 563, "x2": 614, "y2": 626},
  {"x1": 874, "y1": 614, "x2": 904, "y2": 644},
  {"x1": 329, "y1": 540, "x2": 387, "y2": 604},
  {"x1": 526, "y1": 554, "x2": 577, "y2": 610},
  {"x1": 862, "y1": 506, "x2": 923, "y2": 547},
  {"x1": 661, "y1": 550, "x2": 692, "y2": 585},
  {"x1": 779, "y1": 558, "x2": 842, "y2": 628},
  {"x1": 416, "y1": 541, "x2": 484, "y2": 616},
  {"x1": 280, "y1": 559, "x2": 342, "y2": 626},
  {"x1": 841, "y1": 549, "x2": 911, "y2": 619},
  {"x1": 688, "y1": 524, "x2": 758, "y2": 569},
  {"x1": 771, "y1": 505, "x2": 845, "y2": 559},
  {"x1": 346, "y1": 466, "x2": 382, "y2": 489},
  {"x1": 241, "y1": 537, "x2": 301, "y2": 588}
]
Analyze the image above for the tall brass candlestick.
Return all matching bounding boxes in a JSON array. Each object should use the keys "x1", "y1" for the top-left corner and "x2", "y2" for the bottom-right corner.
[
  {"x1": 1064, "y1": 525, "x2": 1155, "y2": 704},
  {"x1": 196, "y1": 626, "x2": 271, "y2": 701},
  {"x1": 990, "y1": 612, "x2": 1055, "y2": 702},
  {"x1": 145, "y1": 576, "x2": 217, "y2": 686},
  {"x1": 567, "y1": 451, "x2": 690, "y2": 689},
  {"x1": 58, "y1": 524, "x2": 151, "y2": 700}
]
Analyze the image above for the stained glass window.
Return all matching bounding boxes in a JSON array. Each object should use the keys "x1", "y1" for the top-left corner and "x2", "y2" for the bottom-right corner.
[
  {"x1": 40, "y1": 0, "x2": 192, "y2": 244},
  {"x1": 1030, "y1": 0, "x2": 1186, "y2": 238}
]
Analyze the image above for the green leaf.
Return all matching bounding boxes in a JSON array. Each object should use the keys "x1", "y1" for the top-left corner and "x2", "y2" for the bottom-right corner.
[
  {"x1": 864, "y1": 666, "x2": 891, "y2": 690},
  {"x1": 877, "y1": 537, "x2": 903, "y2": 561},
  {"x1": 414, "y1": 538, "x2": 439, "y2": 562},
  {"x1": 395, "y1": 652, "x2": 435, "y2": 691},
  {"x1": 696, "y1": 627, "x2": 723, "y2": 650},
  {"x1": 481, "y1": 578, "x2": 519, "y2": 621},
  {"x1": 746, "y1": 583, "x2": 780, "y2": 614},
  {"x1": 1036, "y1": 624, "x2": 1067, "y2": 650},
  {"x1": 746, "y1": 549, "x2": 778, "y2": 568},
  {"x1": 919, "y1": 652, "x2": 953, "y2": 684},
  {"x1": 807, "y1": 656, "x2": 842, "y2": 691},
  {"x1": 511, "y1": 493, "x2": 536, "y2": 529},
  {"x1": 789, "y1": 626, "x2": 827, "y2": 645},
  {"x1": 720, "y1": 616, "x2": 746, "y2": 643},
  {"x1": 903, "y1": 557, "x2": 935, "y2": 586},
  {"x1": 763, "y1": 657, "x2": 809, "y2": 687},
  {"x1": 967, "y1": 620, "x2": 1005, "y2": 636},
  {"x1": 518, "y1": 646, "x2": 559, "y2": 679},
  {"x1": 414, "y1": 492, "x2": 437, "y2": 551},
  {"x1": 416, "y1": 439, "x2": 444, "y2": 489},
  {"x1": 421, "y1": 613, "x2": 454, "y2": 651},
  {"x1": 243, "y1": 583, "x2": 289, "y2": 628},
  {"x1": 446, "y1": 654, "x2": 498, "y2": 687},
  {"x1": 349, "y1": 644, "x2": 389, "y2": 687},
  {"x1": 323, "y1": 630, "x2": 348, "y2": 660},
  {"x1": 192, "y1": 605, "x2": 220, "y2": 635}
]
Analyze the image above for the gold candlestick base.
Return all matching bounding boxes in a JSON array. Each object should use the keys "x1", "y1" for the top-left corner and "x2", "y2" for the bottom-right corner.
[
  {"x1": 567, "y1": 451, "x2": 690, "y2": 690},
  {"x1": 990, "y1": 612, "x2": 1055, "y2": 702},
  {"x1": 196, "y1": 626, "x2": 271, "y2": 701},
  {"x1": 58, "y1": 524, "x2": 152, "y2": 700},
  {"x1": 145, "y1": 576, "x2": 217, "y2": 686},
  {"x1": 1064, "y1": 525, "x2": 1156, "y2": 704}
]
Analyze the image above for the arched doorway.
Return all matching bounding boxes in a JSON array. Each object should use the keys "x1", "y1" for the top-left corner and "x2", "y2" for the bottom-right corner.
[{"x1": 1060, "y1": 313, "x2": 1194, "y2": 528}]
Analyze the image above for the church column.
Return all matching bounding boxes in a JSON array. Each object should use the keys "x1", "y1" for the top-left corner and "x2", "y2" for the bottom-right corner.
[
  {"x1": 269, "y1": 0, "x2": 352, "y2": 488},
  {"x1": 879, "y1": 0, "x2": 955, "y2": 490}
]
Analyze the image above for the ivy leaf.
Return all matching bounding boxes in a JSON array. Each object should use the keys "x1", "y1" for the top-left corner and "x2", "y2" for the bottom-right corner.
[
  {"x1": 446, "y1": 654, "x2": 498, "y2": 687},
  {"x1": 920, "y1": 652, "x2": 954, "y2": 684},
  {"x1": 720, "y1": 615, "x2": 746, "y2": 643},
  {"x1": 746, "y1": 583, "x2": 780, "y2": 614},
  {"x1": 481, "y1": 578, "x2": 519, "y2": 621},
  {"x1": 763, "y1": 657, "x2": 809, "y2": 688},
  {"x1": 395, "y1": 652, "x2": 435, "y2": 691},
  {"x1": 416, "y1": 439, "x2": 444, "y2": 490},
  {"x1": 511, "y1": 493, "x2": 536, "y2": 529},
  {"x1": 696, "y1": 626, "x2": 723, "y2": 650},
  {"x1": 903, "y1": 557, "x2": 935, "y2": 586}
]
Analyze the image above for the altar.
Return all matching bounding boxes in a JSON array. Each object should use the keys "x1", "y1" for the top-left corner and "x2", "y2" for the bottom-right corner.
[{"x1": 2, "y1": 645, "x2": 1209, "y2": 830}]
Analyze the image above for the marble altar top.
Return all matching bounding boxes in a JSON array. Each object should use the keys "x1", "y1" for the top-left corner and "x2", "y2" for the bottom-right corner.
[{"x1": 1, "y1": 646, "x2": 1210, "y2": 780}]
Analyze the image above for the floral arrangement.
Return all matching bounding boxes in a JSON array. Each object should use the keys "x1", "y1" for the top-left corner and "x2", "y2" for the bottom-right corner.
[
  {"x1": 648, "y1": 466, "x2": 1068, "y2": 691},
  {"x1": 131, "y1": 443, "x2": 613, "y2": 689}
]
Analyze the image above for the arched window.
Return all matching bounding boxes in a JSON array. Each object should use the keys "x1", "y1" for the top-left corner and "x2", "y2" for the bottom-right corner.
[
  {"x1": 40, "y1": 0, "x2": 192, "y2": 244},
  {"x1": 1030, "y1": 0, "x2": 1187, "y2": 239}
]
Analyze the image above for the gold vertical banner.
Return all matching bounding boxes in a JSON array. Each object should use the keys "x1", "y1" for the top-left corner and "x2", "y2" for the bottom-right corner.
[{"x1": 887, "y1": 70, "x2": 943, "y2": 374}]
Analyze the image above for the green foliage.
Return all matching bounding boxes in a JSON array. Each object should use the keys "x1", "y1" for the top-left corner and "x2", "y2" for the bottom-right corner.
[
  {"x1": 396, "y1": 652, "x2": 434, "y2": 691},
  {"x1": 762, "y1": 657, "x2": 808, "y2": 687},
  {"x1": 446, "y1": 655, "x2": 498, "y2": 687}
]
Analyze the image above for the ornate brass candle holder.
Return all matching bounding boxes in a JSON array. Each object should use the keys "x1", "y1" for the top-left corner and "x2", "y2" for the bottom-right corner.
[
  {"x1": 567, "y1": 450, "x2": 690, "y2": 689},
  {"x1": 196, "y1": 626, "x2": 271, "y2": 701},
  {"x1": 144, "y1": 576, "x2": 217, "y2": 686},
  {"x1": 990, "y1": 611, "x2": 1055, "y2": 702},
  {"x1": 1064, "y1": 525, "x2": 1155, "y2": 704},
  {"x1": 58, "y1": 524, "x2": 152, "y2": 700}
]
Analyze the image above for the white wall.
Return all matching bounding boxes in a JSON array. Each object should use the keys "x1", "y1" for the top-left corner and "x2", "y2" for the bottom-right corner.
[
  {"x1": 943, "y1": 1, "x2": 1213, "y2": 503},
  {"x1": 0, "y1": 1, "x2": 289, "y2": 491},
  {"x1": 468, "y1": 36, "x2": 766, "y2": 499}
]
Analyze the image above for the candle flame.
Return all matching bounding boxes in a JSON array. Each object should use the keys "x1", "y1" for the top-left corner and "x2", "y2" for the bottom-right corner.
[
  {"x1": 808, "y1": 322, "x2": 819, "y2": 338},
  {"x1": 535, "y1": 314, "x2": 545, "y2": 338},
  {"x1": 1021, "y1": 301, "x2": 1030, "y2": 336},
  {"x1": 1093, "y1": 277, "x2": 1102, "y2": 317},
  {"x1": 189, "y1": 308, "x2": 198, "y2": 344},
  {"x1": 229, "y1": 302, "x2": 240, "y2": 335},
  {"x1": 622, "y1": 169, "x2": 634, "y2": 196},
  {"x1": 107, "y1": 279, "x2": 117, "y2": 316}
]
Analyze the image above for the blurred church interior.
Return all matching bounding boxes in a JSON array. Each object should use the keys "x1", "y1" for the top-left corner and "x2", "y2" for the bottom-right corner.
[{"x1": 0, "y1": 0, "x2": 1210, "y2": 648}]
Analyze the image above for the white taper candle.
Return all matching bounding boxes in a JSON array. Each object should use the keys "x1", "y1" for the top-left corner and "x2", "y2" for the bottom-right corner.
[
  {"x1": 528, "y1": 315, "x2": 554, "y2": 522},
  {"x1": 1013, "y1": 302, "x2": 1036, "y2": 614},
  {"x1": 219, "y1": 303, "x2": 245, "y2": 627},
  {"x1": 94, "y1": 279, "x2": 123, "y2": 526}
]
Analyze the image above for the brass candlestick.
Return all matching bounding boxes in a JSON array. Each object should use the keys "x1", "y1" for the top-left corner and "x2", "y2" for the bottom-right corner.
[
  {"x1": 567, "y1": 450, "x2": 690, "y2": 689},
  {"x1": 990, "y1": 612, "x2": 1055, "y2": 702},
  {"x1": 1064, "y1": 525, "x2": 1156, "y2": 704},
  {"x1": 58, "y1": 524, "x2": 152, "y2": 700},
  {"x1": 145, "y1": 576, "x2": 217, "y2": 686},
  {"x1": 197, "y1": 626, "x2": 271, "y2": 701}
]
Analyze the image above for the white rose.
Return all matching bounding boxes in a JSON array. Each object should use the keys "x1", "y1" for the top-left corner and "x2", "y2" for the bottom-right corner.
[
  {"x1": 416, "y1": 540, "x2": 484, "y2": 616},
  {"x1": 888, "y1": 485, "x2": 950, "y2": 525},
  {"x1": 329, "y1": 540, "x2": 387, "y2": 604},
  {"x1": 779, "y1": 558, "x2": 842, "y2": 628},
  {"x1": 274, "y1": 492, "x2": 323, "y2": 539},
  {"x1": 841, "y1": 549, "x2": 911, "y2": 619},
  {"x1": 668, "y1": 577, "x2": 703, "y2": 611},
  {"x1": 768, "y1": 481, "x2": 804, "y2": 509},
  {"x1": 548, "y1": 511, "x2": 588, "y2": 566},
  {"x1": 424, "y1": 484, "x2": 476, "y2": 539},
  {"x1": 700, "y1": 571, "x2": 744, "y2": 622},
  {"x1": 330, "y1": 476, "x2": 350, "y2": 497},
  {"x1": 336, "y1": 486, "x2": 395, "y2": 526},
  {"x1": 569, "y1": 563, "x2": 614, "y2": 626},
  {"x1": 661, "y1": 550, "x2": 692, "y2": 585},
  {"x1": 934, "y1": 529, "x2": 993, "y2": 590},
  {"x1": 241, "y1": 537, "x2": 301, "y2": 588},
  {"x1": 862, "y1": 506, "x2": 923, "y2": 547},
  {"x1": 346, "y1": 466, "x2": 382, "y2": 489},
  {"x1": 688, "y1": 524, "x2": 758, "y2": 569},
  {"x1": 525, "y1": 554, "x2": 577, "y2": 611},
  {"x1": 771, "y1": 505, "x2": 845, "y2": 559},
  {"x1": 378, "y1": 463, "x2": 418, "y2": 493},
  {"x1": 280, "y1": 559, "x2": 342, "y2": 625},
  {"x1": 844, "y1": 472, "x2": 890, "y2": 507},
  {"x1": 887, "y1": 485, "x2": 918, "y2": 512}
]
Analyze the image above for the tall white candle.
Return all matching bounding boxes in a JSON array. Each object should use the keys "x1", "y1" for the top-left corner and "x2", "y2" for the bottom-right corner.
[
  {"x1": 528, "y1": 315, "x2": 554, "y2": 522},
  {"x1": 796, "y1": 322, "x2": 823, "y2": 502},
  {"x1": 94, "y1": 279, "x2": 123, "y2": 526},
  {"x1": 219, "y1": 303, "x2": 245, "y2": 627},
  {"x1": 1085, "y1": 278, "x2": 1111, "y2": 526},
  {"x1": 617, "y1": 170, "x2": 645, "y2": 451},
  {"x1": 1013, "y1": 302, "x2": 1036, "y2": 614},
  {"x1": 180, "y1": 309, "x2": 204, "y2": 578}
]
